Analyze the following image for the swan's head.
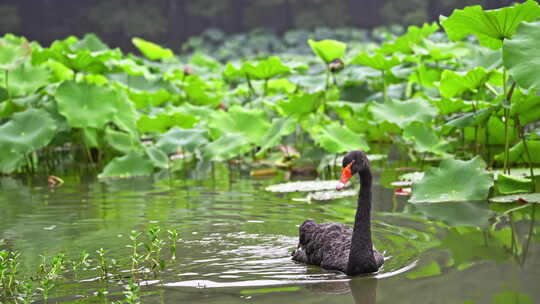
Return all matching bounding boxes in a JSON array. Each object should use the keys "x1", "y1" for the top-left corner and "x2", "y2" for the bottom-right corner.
[{"x1": 336, "y1": 150, "x2": 369, "y2": 191}]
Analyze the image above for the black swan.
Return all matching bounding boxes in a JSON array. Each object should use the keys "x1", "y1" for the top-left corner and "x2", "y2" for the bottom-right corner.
[{"x1": 292, "y1": 150, "x2": 384, "y2": 275}]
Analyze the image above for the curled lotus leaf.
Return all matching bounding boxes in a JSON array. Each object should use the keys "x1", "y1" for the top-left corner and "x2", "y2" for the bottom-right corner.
[
  {"x1": 308, "y1": 39, "x2": 347, "y2": 64},
  {"x1": 132, "y1": 37, "x2": 174, "y2": 61}
]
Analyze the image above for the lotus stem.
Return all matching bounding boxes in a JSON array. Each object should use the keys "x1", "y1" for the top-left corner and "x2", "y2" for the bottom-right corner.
[
  {"x1": 503, "y1": 81, "x2": 517, "y2": 174},
  {"x1": 517, "y1": 117, "x2": 536, "y2": 190},
  {"x1": 382, "y1": 70, "x2": 387, "y2": 102},
  {"x1": 521, "y1": 204, "x2": 536, "y2": 266}
]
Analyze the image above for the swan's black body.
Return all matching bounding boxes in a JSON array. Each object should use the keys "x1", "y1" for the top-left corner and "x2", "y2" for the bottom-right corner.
[{"x1": 292, "y1": 151, "x2": 383, "y2": 275}]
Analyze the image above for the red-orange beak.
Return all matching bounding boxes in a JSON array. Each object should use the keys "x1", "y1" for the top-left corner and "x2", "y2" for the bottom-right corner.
[{"x1": 336, "y1": 160, "x2": 354, "y2": 191}]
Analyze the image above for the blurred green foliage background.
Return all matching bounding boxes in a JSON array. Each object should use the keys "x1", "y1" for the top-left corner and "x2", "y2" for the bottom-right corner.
[{"x1": 0, "y1": 0, "x2": 518, "y2": 50}]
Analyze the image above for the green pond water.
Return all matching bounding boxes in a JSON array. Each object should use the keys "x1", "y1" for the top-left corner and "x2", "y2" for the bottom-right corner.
[{"x1": 0, "y1": 161, "x2": 539, "y2": 303}]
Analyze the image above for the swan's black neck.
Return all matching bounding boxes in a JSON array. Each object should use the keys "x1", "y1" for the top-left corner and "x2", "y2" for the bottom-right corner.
[{"x1": 346, "y1": 167, "x2": 378, "y2": 275}]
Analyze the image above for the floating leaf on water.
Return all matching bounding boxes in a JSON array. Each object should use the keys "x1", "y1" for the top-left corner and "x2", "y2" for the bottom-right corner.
[
  {"x1": 265, "y1": 180, "x2": 348, "y2": 193},
  {"x1": 489, "y1": 193, "x2": 540, "y2": 204},
  {"x1": 399, "y1": 172, "x2": 425, "y2": 183},
  {"x1": 409, "y1": 157, "x2": 493, "y2": 203},
  {"x1": 306, "y1": 189, "x2": 357, "y2": 201}
]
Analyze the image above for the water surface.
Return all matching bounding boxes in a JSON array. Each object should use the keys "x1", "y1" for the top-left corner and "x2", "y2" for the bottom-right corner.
[{"x1": 1, "y1": 161, "x2": 538, "y2": 303}]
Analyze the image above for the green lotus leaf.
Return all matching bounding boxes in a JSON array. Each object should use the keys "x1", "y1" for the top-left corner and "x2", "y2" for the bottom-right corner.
[
  {"x1": 440, "y1": 0, "x2": 540, "y2": 50},
  {"x1": 202, "y1": 133, "x2": 251, "y2": 161},
  {"x1": 432, "y1": 98, "x2": 472, "y2": 116},
  {"x1": 72, "y1": 34, "x2": 109, "y2": 52},
  {"x1": 409, "y1": 157, "x2": 493, "y2": 203},
  {"x1": 0, "y1": 62, "x2": 50, "y2": 97},
  {"x1": 208, "y1": 106, "x2": 270, "y2": 145},
  {"x1": 108, "y1": 58, "x2": 152, "y2": 77},
  {"x1": 403, "y1": 122, "x2": 448, "y2": 154},
  {"x1": 145, "y1": 146, "x2": 169, "y2": 169},
  {"x1": 266, "y1": 78, "x2": 296, "y2": 95},
  {"x1": 98, "y1": 152, "x2": 154, "y2": 179},
  {"x1": 242, "y1": 56, "x2": 290, "y2": 80},
  {"x1": 0, "y1": 109, "x2": 58, "y2": 173},
  {"x1": 350, "y1": 52, "x2": 401, "y2": 71},
  {"x1": 55, "y1": 81, "x2": 137, "y2": 132},
  {"x1": 0, "y1": 38, "x2": 31, "y2": 71},
  {"x1": 132, "y1": 37, "x2": 174, "y2": 61},
  {"x1": 137, "y1": 111, "x2": 198, "y2": 133},
  {"x1": 175, "y1": 103, "x2": 214, "y2": 120},
  {"x1": 445, "y1": 106, "x2": 496, "y2": 128},
  {"x1": 509, "y1": 89, "x2": 540, "y2": 125},
  {"x1": 503, "y1": 21, "x2": 540, "y2": 90},
  {"x1": 311, "y1": 122, "x2": 369, "y2": 154},
  {"x1": 438, "y1": 67, "x2": 489, "y2": 99},
  {"x1": 183, "y1": 75, "x2": 223, "y2": 107},
  {"x1": 65, "y1": 49, "x2": 120, "y2": 73},
  {"x1": 256, "y1": 118, "x2": 295, "y2": 156},
  {"x1": 494, "y1": 141, "x2": 540, "y2": 165},
  {"x1": 104, "y1": 128, "x2": 143, "y2": 154},
  {"x1": 276, "y1": 92, "x2": 323, "y2": 117},
  {"x1": 495, "y1": 173, "x2": 533, "y2": 194},
  {"x1": 45, "y1": 59, "x2": 74, "y2": 82},
  {"x1": 380, "y1": 22, "x2": 439, "y2": 54},
  {"x1": 308, "y1": 39, "x2": 347, "y2": 64},
  {"x1": 370, "y1": 98, "x2": 438, "y2": 129},
  {"x1": 223, "y1": 62, "x2": 243, "y2": 81},
  {"x1": 408, "y1": 64, "x2": 441, "y2": 88},
  {"x1": 412, "y1": 40, "x2": 470, "y2": 61},
  {"x1": 489, "y1": 193, "x2": 540, "y2": 204},
  {"x1": 156, "y1": 127, "x2": 209, "y2": 154}
]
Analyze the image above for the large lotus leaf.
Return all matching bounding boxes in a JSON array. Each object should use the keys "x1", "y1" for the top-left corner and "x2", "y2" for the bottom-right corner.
[
  {"x1": 276, "y1": 92, "x2": 323, "y2": 117},
  {"x1": 408, "y1": 64, "x2": 441, "y2": 88},
  {"x1": 0, "y1": 38, "x2": 30, "y2": 70},
  {"x1": 104, "y1": 128, "x2": 143, "y2": 154},
  {"x1": 145, "y1": 146, "x2": 169, "y2": 169},
  {"x1": 509, "y1": 88, "x2": 540, "y2": 125},
  {"x1": 72, "y1": 34, "x2": 109, "y2": 52},
  {"x1": 503, "y1": 21, "x2": 540, "y2": 91},
  {"x1": 380, "y1": 23, "x2": 439, "y2": 54},
  {"x1": 445, "y1": 106, "x2": 496, "y2": 128},
  {"x1": 132, "y1": 37, "x2": 174, "y2": 61},
  {"x1": 350, "y1": 52, "x2": 401, "y2": 71},
  {"x1": 494, "y1": 141, "x2": 540, "y2": 165},
  {"x1": 183, "y1": 75, "x2": 223, "y2": 107},
  {"x1": 403, "y1": 122, "x2": 448, "y2": 154},
  {"x1": 311, "y1": 122, "x2": 369, "y2": 154},
  {"x1": 438, "y1": 67, "x2": 489, "y2": 99},
  {"x1": 256, "y1": 118, "x2": 295, "y2": 156},
  {"x1": 108, "y1": 58, "x2": 151, "y2": 77},
  {"x1": 208, "y1": 106, "x2": 270, "y2": 145},
  {"x1": 175, "y1": 103, "x2": 214, "y2": 120},
  {"x1": 308, "y1": 39, "x2": 347, "y2": 64},
  {"x1": 156, "y1": 127, "x2": 209, "y2": 154},
  {"x1": 370, "y1": 98, "x2": 438, "y2": 129},
  {"x1": 242, "y1": 56, "x2": 290, "y2": 80},
  {"x1": 495, "y1": 173, "x2": 533, "y2": 194},
  {"x1": 137, "y1": 111, "x2": 198, "y2": 133},
  {"x1": 64, "y1": 49, "x2": 119, "y2": 73},
  {"x1": 202, "y1": 133, "x2": 251, "y2": 161},
  {"x1": 0, "y1": 109, "x2": 58, "y2": 173},
  {"x1": 98, "y1": 152, "x2": 154, "y2": 178},
  {"x1": 409, "y1": 157, "x2": 493, "y2": 203},
  {"x1": 45, "y1": 59, "x2": 74, "y2": 82},
  {"x1": 55, "y1": 81, "x2": 136, "y2": 132},
  {"x1": 0, "y1": 63, "x2": 50, "y2": 97},
  {"x1": 440, "y1": 0, "x2": 540, "y2": 50},
  {"x1": 432, "y1": 98, "x2": 472, "y2": 116},
  {"x1": 412, "y1": 40, "x2": 470, "y2": 61}
]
